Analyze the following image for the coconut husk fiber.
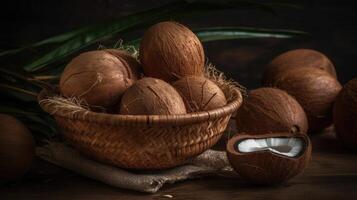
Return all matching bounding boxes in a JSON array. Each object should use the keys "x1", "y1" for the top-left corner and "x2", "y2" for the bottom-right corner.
[{"x1": 36, "y1": 142, "x2": 236, "y2": 193}]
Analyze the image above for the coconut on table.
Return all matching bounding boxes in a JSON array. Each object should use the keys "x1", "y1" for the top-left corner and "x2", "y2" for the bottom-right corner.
[
  {"x1": 263, "y1": 49, "x2": 342, "y2": 133},
  {"x1": 269, "y1": 67, "x2": 341, "y2": 133},
  {"x1": 262, "y1": 49, "x2": 337, "y2": 85},
  {"x1": 230, "y1": 87, "x2": 311, "y2": 185},
  {"x1": 333, "y1": 78, "x2": 357, "y2": 149},
  {"x1": 0, "y1": 114, "x2": 35, "y2": 183},
  {"x1": 235, "y1": 87, "x2": 308, "y2": 135},
  {"x1": 227, "y1": 132, "x2": 312, "y2": 185}
]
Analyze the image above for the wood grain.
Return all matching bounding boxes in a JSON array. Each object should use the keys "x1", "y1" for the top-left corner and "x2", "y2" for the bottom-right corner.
[{"x1": 1, "y1": 128, "x2": 356, "y2": 200}]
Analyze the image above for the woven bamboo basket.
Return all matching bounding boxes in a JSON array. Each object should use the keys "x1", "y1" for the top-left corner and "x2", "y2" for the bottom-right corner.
[{"x1": 38, "y1": 82, "x2": 242, "y2": 170}]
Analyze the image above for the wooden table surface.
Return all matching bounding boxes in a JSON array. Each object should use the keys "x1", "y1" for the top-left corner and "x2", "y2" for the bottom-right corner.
[{"x1": 1, "y1": 128, "x2": 357, "y2": 200}]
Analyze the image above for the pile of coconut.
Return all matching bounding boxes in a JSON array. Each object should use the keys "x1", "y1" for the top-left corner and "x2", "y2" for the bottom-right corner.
[{"x1": 58, "y1": 21, "x2": 230, "y2": 116}]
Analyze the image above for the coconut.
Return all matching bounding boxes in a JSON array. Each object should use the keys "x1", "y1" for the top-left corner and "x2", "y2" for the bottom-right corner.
[
  {"x1": 0, "y1": 114, "x2": 35, "y2": 182},
  {"x1": 172, "y1": 76, "x2": 226, "y2": 112},
  {"x1": 271, "y1": 67, "x2": 342, "y2": 133},
  {"x1": 59, "y1": 49, "x2": 141, "y2": 109},
  {"x1": 262, "y1": 49, "x2": 337, "y2": 85},
  {"x1": 119, "y1": 77, "x2": 186, "y2": 115},
  {"x1": 333, "y1": 78, "x2": 357, "y2": 149},
  {"x1": 139, "y1": 21, "x2": 205, "y2": 82},
  {"x1": 236, "y1": 88, "x2": 308, "y2": 135},
  {"x1": 227, "y1": 132, "x2": 311, "y2": 185}
]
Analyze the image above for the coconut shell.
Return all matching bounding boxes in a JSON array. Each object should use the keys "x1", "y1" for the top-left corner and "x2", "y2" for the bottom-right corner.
[
  {"x1": 226, "y1": 132, "x2": 312, "y2": 185},
  {"x1": 333, "y1": 78, "x2": 357, "y2": 149},
  {"x1": 271, "y1": 67, "x2": 342, "y2": 133},
  {"x1": 103, "y1": 49, "x2": 142, "y2": 77},
  {"x1": 0, "y1": 114, "x2": 35, "y2": 182},
  {"x1": 139, "y1": 21, "x2": 205, "y2": 82},
  {"x1": 60, "y1": 49, "x2": 141, "y2": 109},
  {"x1": 236, "y1": 88, "x2": 308, "y2": 135},
  {"x1": 262, "y1": 49, "x2": 337, "y2": 85},
  {"x1": 119, "y1": 77, "x2": 187, "y2": 115},
  {"x1": 172, "y1": 76, "x2": 227, "y2": 112}
]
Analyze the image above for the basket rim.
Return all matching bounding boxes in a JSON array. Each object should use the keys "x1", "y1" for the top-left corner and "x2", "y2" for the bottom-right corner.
[{"x1": 38, "y1": 86, "x2": 242, "y2": 127}]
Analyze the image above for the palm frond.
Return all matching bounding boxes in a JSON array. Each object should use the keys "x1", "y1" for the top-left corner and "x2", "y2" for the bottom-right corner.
[
  {"x1": 125, "y1": 26, "x2": 307, "y2": 48},
  {"x1": 21, "y1": 0, "x2": 297, "y2": 72}
]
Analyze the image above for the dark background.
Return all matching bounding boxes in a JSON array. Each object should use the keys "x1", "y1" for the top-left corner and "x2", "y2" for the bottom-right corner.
[
  {"x1": 1, "y1": 1, "x2": 357, "y2": 199},
  {"x1": 1, "y1": 0, "x2": 357, "y2": 88}
]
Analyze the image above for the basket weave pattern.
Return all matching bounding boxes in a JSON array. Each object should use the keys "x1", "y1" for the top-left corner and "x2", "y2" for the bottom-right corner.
[{"x1": 39, "y1": 86, "x2": 242, "y2": 169}]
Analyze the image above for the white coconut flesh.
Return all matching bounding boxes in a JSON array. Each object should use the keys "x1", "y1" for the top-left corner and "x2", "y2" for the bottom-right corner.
[{"x1": 237, "y1": 137, "x2": 304, "y2": 157}]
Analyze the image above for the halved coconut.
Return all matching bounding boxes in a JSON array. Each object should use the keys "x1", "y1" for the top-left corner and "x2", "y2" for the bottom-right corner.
[{"x1": 227, "y1": 132, "x2": 311, "y2": 185}]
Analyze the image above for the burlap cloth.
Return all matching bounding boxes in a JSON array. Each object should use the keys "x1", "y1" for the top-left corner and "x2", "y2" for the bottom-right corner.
[{"x1": 36, "y1": 143, "x2": 236, "y2": 193}]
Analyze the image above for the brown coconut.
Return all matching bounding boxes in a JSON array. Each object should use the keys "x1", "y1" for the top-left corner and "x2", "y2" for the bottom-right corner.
[
  {"x1": 333, "y1": 78, "x2": 357, "y2": 149},
  {"x1": 0, "y1": 114, "x2": 35, "y2": 182},
  {"x1": 262, "y1": 49, "x2": 337, "y2": 85},
  {"x1": 119, "y1": 77, "x2": 186, "y2": 115},
  {"x1": 172, "y1": 76, "x2": 227, "y2": 112},
  {"x1": 271, "y1": 67, "x2": 342, "y2": 133},
  {"x1": 227, "y1": 132, "x2": 312, "y2": 185},
  {"x1": 236, "y1": 88, "x2": 308, "y2": 135},
  {"x1": 139, "y1": 21, "x2": 205, "y2": 82},
  {"x1": 60, "y1": 49, "x2": 141, "y2": 109}
]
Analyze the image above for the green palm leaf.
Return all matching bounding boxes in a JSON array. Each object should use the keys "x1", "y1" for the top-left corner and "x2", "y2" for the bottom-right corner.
[{"x1": 196, "y1": 26, "x2": 307, "y2": 42}]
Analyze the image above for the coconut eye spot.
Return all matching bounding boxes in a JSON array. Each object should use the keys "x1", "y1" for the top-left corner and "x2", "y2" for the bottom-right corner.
[
  {"x1": 291, "y1": 125, "x2": 300, "y2": 133},
  {"x1": 237, "y1": 137, "x2": 305, "y2": 157}
]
